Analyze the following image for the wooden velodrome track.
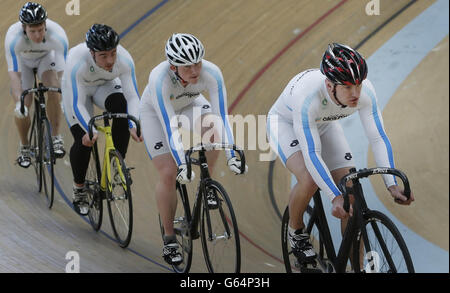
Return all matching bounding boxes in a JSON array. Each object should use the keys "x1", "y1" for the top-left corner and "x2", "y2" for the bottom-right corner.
[{"x1": 0, "y1": 0, "x2": 448, "y2": 273}]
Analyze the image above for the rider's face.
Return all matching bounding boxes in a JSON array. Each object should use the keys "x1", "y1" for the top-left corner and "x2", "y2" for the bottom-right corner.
[
  {"x1": 174, "y1": 61, "x2": 202, "y2": 85},
  {"x1": 326, "y1": 79, "x2": 362, "y2": 108},
  {"x1": 24, "y1": 23, "x2": 46, "y2": 43},
  {"x1": 335, "y1": 84, "x2": 362, "y2": 107},
  {"x1": 91, "y1": 48, "x2": 117, "y2": 72}
]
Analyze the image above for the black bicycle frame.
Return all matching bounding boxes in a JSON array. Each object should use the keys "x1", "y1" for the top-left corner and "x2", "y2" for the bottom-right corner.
[
  {"x1": 310, "y1": 167, "x2": 411, "y2": 272},
  {"x1": 184, "y1": 150, "x2": 212, "y2": 240}
]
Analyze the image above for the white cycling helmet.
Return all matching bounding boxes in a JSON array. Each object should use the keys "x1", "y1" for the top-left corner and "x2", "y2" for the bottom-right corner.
[{"x1": 165, "y1": 33, "x2": 205, "y2": 66}]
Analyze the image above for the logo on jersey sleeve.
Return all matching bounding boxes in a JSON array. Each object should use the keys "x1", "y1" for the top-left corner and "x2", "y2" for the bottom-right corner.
[
  {"x1": 154, "y1": 141, "x2": 164, "y2": 150},
  {"x1": 290, "y1": 139, "x2": 299, "y2": 147},
  {"x1": 345, "y1": 152, "x2": 352, "y2": 160}
]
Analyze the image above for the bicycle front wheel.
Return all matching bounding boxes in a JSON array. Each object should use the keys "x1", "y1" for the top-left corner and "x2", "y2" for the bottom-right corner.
[
  {"x1": 86, "y1": 144, "x2": 103, "y2": 231},
  {"x1": 353, "y1": 210, "x2": 415, "y2": 273},
  {"x1": 40, "y1": 118, "x2": 55, "y2": 209},
  {"x1": 29, "y1": 113, "x2": 42, "y2": 192},
  {"x1": 106, "y1": 150, "x2": 133, "y2": 248},
  {"x1": 200, "y1": 180, "x2": 240, "y2": 273}
]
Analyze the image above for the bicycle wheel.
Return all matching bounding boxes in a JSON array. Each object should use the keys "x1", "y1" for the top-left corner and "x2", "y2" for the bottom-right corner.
[
  {"x1": 86, "y1": 144, "x2": 103, "y2": 231},
  {"x1": 159, "y1": 182, "x2": 193, "y2": 273},
  {"x1": 281, "y1": 205, "x2": 324, "y2": 273},
  {"x1": 268, "y1": 159, "x2": 291, "y2": 221},
  {"x1": 106, "y1": 150, "x2": 133, "y2": 248},
  {"x1": 29, "y1": 112, "x2": 42, "y2": 192},
  {"x1": 353, "y1": 210, "x2": 415, "y2": 273},
  {"x1": 200, "y1": 180, "x2": 240, "y2": 273},
  {"x1": 40, "y1": 118, "x2": 55, "y2": 209}
]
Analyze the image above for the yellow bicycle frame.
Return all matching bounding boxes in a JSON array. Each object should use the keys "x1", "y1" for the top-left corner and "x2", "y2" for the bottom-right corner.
[{"x1": 96, "y1": 124, "x2": 128, "y2": 194}]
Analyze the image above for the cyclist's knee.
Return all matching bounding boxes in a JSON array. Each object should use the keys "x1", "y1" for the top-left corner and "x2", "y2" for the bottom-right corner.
[
  {"x1": 105, "y1": 92, "x2": 127, "y2": 113},
  {"x1": 153, "y1": 155, "x2": 177, "y2": 186},
  {"x1": 69, "y1": 124, "x2": 90, "y2": 151}
]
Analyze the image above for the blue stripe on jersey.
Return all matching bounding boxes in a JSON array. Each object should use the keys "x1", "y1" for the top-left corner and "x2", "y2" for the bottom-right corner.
[
  {"x1": 118, "y1": 55, "x2": 140, "y2": 99},
  {"x1": 71, "y1": 61, "x2": 89, "y2": 131},
  {"x1": 203, "y1": 65, "x2": 235, "y2": 158},
  {"x1": 52, "y1": 33, "x2": 68, "y2": 60},
  {"x1": 156, "y1": 72, "x2": 182, "y2": 166},
  {"x1": 143, "y1": 139, "x2": 153, "y2": 160},
  {"x1": 9, "y1": 34, "x2": 21, "y2": 72},
  {"x1": 364, "y1": 87, "x2": 397, "y2": 184},
  {"x1": 267, "y1": 115, "x2": 287, "y2": 163},
  {"x1": 301, "y1": 95, "x2": 341, "y2": 196},
  {"x1": 119, "y1": 55, "x2": 140, "y2": 129}
]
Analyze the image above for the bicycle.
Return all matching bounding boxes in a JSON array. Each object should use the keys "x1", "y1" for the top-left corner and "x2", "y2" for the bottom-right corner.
[
  {"x1": 159, "y1": 143, "x2": 246, "y2": 273},
  {"x1": 20, "y1": 68, "x2": 61, "y2": 209},
  {"x1": 281, "y1": 167, "x2": 415, "y2": 273},
  {"x1": 84, "y1": 112, "x2": 141, "y2": 248}
]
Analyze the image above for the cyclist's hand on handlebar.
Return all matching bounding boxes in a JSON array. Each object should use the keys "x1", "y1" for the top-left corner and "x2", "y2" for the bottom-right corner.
[
  {"x1": 176, "y1": 164, "x2": 195, "y2": 184},
  {"x1": 388, "y1": 185, "x2": 414, "y2": 205},
  {"x1": 14, "y1": 101, "x2": 28, "y2": 118},
  {"x1": 227, "y1": 157, "x2": 248, "y2": 174},
  {"x1": 129, "y1": 127, "x2": 143, "y2": 142},
  {"x1": 331, "y1": 195, "x2": 353, "y2": 219},
  {"x1": 82, "y1": 132, "x2": 98, "y2": 147}
]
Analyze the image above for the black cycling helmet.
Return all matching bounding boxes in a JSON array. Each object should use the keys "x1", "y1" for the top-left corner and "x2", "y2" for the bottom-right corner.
[
  {"x1": 320, "y1": 43, "x2": 368, "y2": 85},
  {"x1": 19, "y1": 2, "x2": 47, "y2": 25},
  {"x1": 85, "y1": 24, "x2": 120, "y2": 52}
]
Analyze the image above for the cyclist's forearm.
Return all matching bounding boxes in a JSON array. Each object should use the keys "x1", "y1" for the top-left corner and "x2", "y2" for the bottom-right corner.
[{"x1": 8, "y1": 71, "x2": 23, "y2": 101}]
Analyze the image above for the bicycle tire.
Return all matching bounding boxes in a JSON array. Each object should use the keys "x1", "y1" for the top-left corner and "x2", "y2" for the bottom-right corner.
[
  {"x1": 40, "y1": 118, "x2": 55, "y2": 209},
  {"x1": 353, "y1": 210, "x2": 415, "y2": 273},
  {"x1": 200, "y1": 180, "x2": 241, "y2": 273},
  {"x1": 281, "y1": 205, "x2": 324, "y2": 273},
  {"x1": 159, "y1": 182, "x2": 193, "y2": 273},
  {"x1": 268, "y1": 160, "x2": 283, "y2": 220},
  {"x1": 106, "y1": 150, "x2": 133, "y2": 248},
  {"x1": 29, "y1": 112, "x2": 41, "y2": 192},
  {"x1": 86, "y1": 143, "x2": 103, "y2": 231}
]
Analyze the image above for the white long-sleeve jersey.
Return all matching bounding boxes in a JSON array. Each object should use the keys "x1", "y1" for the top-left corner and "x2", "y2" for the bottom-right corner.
[
  {"x1": 269, "y1": 69, "x2": 397, "y2": 199},
  {"x1": 62, "y1": 43, "x2": 140, "y2": 132},
  {"x1": 139, "y1": 60, "x2": 235, "y2": 166},
  {"x1": 4, "y1": 19, "x2": 68, "y2": 71}
]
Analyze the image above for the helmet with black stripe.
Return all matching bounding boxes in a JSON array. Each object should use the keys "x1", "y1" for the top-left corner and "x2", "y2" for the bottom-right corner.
[
  {"x1": 19, "y1": 2, "x2": 47, "y2": 25},
  {"x1": 165, "y1": 33, "x2": 205, "y2": 66},
  {"x1": 320, "y1": 43, "x2": 368, "y2": 85}
]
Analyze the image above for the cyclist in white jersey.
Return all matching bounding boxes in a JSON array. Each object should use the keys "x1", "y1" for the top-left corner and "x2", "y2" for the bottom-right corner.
[
  {"x1": 139, "y1": 33, "x2": 247, "y2": 265},
  {"x1": 5, "y1": 2, "x2": 68, "y2": 167},
  {"x1": 62, "y1": 24, "x2": 142, "y2": 215},
  {"x1": 267, "y1": 43, "x2": 414, "y2": 264}
]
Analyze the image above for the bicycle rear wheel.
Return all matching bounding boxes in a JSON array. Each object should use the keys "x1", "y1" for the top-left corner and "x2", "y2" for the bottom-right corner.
[
  {"x1": 353, "y1": 210, "x2": 415, "y2": 273},
  {"x1": 200, "y1": 180, "x2": 240, "y2": 273},
  {"x1": 159, "y1": 182, "x2": 193, "y2": 273},
  {"x1": 106, "y1": 150, "x2": 133, "y2": 248},
  {"x1": 40, "y1": 118, "x2": 55, "y2": 209},
  {"x1": 86, "y1": 144, "x2": 103, "y2": 231},
  {"x1": 281, "y1": 205, "x2": 324, "y2": 273}
]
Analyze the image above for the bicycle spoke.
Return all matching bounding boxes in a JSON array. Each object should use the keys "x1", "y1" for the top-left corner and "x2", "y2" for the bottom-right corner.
[
  {"x1": 356, "y1": 211, "x2": 414, "y2": 273},
  {"x1": 369, "y1": 220, "x2": 397, "y2": 272},
  {"x1": 200, "y1": 181, "x2": 240, "y2": 273},
  {"x1": 106, "y1": 151, "x2": 132, "y2": 248}
]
